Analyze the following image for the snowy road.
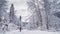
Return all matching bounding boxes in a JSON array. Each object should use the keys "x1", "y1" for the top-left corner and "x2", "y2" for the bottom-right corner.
[{"x1": 0, "y1": 30, "x2": 60, "y2": 34}]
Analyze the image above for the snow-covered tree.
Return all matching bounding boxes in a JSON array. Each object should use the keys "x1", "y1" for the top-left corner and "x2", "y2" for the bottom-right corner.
[
  {"x1": 0, "y1": 0, "x2": 10, "y2": 32},
  {"x1": 27, "y1": 0, "x2": 60, "y2": 31},
  {"x1": 27, "y1": 0, "x2": 39, "y2": 29},
  {"x1": 9, "y1": 4, "x2": 20, "y2": 30},
  {"x1": 43, "y1": 0, "x2": 60, "y2": 31},
  {"x1": 27, "y1": 0, "x2": 48, "y2": 30},
  {"x1": 48, "y1": 0, "x2": 60, "y2": 31},
  {"x1": 9, "y1": 4, "x2": 15, "y2": 23}
]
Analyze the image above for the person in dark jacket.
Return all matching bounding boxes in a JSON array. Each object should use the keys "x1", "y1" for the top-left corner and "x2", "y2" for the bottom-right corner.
[{"x1": 19, "y1": 27, "x2": 22, "y2": 32}]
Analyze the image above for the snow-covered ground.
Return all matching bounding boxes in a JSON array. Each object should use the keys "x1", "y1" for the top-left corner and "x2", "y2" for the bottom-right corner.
[{"x1": 0, "y1": 30, "x2": 60, "y2": 34}]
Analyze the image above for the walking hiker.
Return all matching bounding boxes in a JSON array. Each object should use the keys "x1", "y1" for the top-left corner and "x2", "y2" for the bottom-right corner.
[
  {"x1": 19, "y1": 16, "x2": 22, "y2": 32},
  {"x1": 20, "y1": 27, "x2": 22, "y2": 32}
]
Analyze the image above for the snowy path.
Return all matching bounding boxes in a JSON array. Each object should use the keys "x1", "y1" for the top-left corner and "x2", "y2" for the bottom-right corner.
[{"x1": 1, "y1": 30, "x2": 60, "y2": 34}]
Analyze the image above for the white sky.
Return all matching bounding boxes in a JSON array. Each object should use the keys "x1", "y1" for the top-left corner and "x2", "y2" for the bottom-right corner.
[{"x1": 7, "y1": 0, "x2": 30, "y2": 22}]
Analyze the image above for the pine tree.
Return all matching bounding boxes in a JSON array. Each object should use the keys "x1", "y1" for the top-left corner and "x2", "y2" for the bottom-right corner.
[
  {"x1": 9, "y1": 4, "x2": 15, "y2": 23},
  {"x1": 9, "y1": 3, "x2": 20, "y2": 27}
]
